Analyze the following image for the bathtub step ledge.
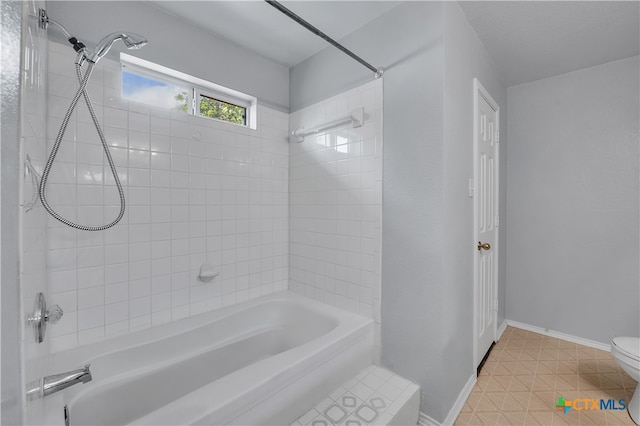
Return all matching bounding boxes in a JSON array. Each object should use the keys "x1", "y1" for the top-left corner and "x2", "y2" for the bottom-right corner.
[{"x1": 292, "y1": 365, "x2": 420, "y2": 426}]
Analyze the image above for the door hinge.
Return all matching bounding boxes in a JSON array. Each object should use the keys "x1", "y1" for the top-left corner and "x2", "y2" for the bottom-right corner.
[
  {"x1": 495, "y1": 215, "x2": 499, "y2": 228},
  {"x1": 495, "y1": 130, "x2": 500, "y2": 143},
  {"x1": 494, "y1": 300, "x2": 499, "y2": 311},
  {"x1": 468, "y1": 178, "x2": 474, "y2": 198}
]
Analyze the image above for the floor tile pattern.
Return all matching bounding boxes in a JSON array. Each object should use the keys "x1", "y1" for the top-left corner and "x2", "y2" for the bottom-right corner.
[
  {"x1": 292, "y1": 365, "x2": 419, "y2": 426},
  {"x1": 455, "y1": 327, "x2": 638, "y2": 425}
]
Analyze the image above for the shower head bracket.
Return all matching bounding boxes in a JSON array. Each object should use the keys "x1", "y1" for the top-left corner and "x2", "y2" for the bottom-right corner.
[{"x1": 38, "y1": 8, "x2": 48, "y2": 30}]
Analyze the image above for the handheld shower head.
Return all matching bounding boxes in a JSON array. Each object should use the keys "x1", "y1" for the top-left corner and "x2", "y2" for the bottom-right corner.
[{"x1": 87, "y1": 32, "x2": 147, "y2": 63}]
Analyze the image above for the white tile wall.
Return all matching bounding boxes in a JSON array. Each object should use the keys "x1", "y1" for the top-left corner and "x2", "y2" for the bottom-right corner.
[
  {"x1": 288, "y1": 80, "x2": 383, "y2": 361},
  {"x1": 46, "y1": 41, "x2": 289, "y2": 351}
]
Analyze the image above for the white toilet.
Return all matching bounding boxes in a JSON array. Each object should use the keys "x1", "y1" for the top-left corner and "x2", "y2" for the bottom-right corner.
[{"x1": 611, "y1": 337, "x2": 640, "y2": 425}]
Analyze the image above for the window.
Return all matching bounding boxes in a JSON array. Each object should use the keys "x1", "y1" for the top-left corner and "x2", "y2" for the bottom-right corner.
[
  {"x1": 197, "y1": 91, "x2": 247, "y2": 126},
  {"x1": 120, "y1": 53, "x2": 257, "y2": 129},
  {"x1": 122, "y1": 69, "x2": 189, "y2": 112}
]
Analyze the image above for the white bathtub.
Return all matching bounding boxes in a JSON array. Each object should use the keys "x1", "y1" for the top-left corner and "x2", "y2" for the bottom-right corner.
[{"x1": 44, "y1": 291, "x2": 373, "y2": 425}]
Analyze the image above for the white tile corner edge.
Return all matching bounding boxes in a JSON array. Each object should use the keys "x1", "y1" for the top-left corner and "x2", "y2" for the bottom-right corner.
[
  {"x1": 506, "y1": 320, "x2": 611, "y2": 352},
  {"x1": 418, "y1": 373, "x2": 476, "y2": 426},
  {"x1": 388, "y1": 384, "x2": 420, "y2": 425}
]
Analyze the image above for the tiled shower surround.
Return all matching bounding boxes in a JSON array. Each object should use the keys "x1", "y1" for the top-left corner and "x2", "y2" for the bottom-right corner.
[
  {"x1": 288, "y1": 80, "x2": 383, "y2": 359},
  {"x1": 45, "y1": 41, "x2": 289, "y2": 351},
  {"x1": 43, "y1": 41, "x2": 382, "y2": 354}
]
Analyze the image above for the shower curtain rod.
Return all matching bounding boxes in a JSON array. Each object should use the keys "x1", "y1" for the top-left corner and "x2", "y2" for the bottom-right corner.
[{"x1": 264, "y1": 0, "x2": 383, "y2": 78}]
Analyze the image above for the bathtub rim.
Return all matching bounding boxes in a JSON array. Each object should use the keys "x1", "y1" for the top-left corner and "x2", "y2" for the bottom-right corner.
[
  {"x1": 44, "y1": 291, "x2": 373, "y2": 425},
  {"x1": 136, "y1": 313, "x2": 373, "y2": 425},
  {"x1": 60, "y1": 299, "x2": 342, "y2": 396},
  {"x1": 48, "y1": 290, "x2": 368, "y2": 373}
]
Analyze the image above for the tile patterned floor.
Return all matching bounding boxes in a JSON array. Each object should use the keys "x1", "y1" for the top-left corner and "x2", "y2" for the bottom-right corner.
[
  {"x1": 292, "y1": 365, "x2": 419, "y2": 426},
  {"x1": 455, "y1": 326, "x2": 638, "y2": 425}
]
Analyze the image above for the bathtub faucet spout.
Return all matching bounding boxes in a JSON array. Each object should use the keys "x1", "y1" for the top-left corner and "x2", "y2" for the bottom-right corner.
[
  {"x1": 44, "y1": 364, "x2": 92, "y2": 397},
  {"x1": 27, "y1": 365, "x2": 92, "y2": 399}
]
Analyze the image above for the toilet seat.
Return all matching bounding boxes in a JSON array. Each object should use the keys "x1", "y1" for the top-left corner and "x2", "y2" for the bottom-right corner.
[{"x1": 613, "y1": 337, "x2": 640, "y2": 361}]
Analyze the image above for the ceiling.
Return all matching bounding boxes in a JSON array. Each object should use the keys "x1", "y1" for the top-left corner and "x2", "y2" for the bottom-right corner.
[
  {"x1": 147, "y1": 1, "x2": 400, "y2": 68},
  {"x1": 458, "y1": 1, "x2": 640, "y2": 86},
  {"x1": 148, "y1": 1, "x2": 639, "y2": 86}
]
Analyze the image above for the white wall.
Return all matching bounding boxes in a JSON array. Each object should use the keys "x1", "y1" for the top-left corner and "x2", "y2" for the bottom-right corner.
[
  {"x1": 442, "y1": 0, "x2": 508, "y2": 412},
  {"x1": 46, "y1": 1, "x2": 289, "y2": 111},
  {"x1": 289, "y1": 79, "x2": 383, "y2": 360},
  {"x1": 288, "y1": 5, "x2": 401, "y2": 112},
  {"x1": 506, "y1": 56, "x2": 640, "y2": 344},
  {"x1": 378, "y1": 4, "x2": 447, "y2": 420},
  {"x1": 45, "y1": 42, "x2": 289, "y2": 351},
  {"x1": 291, "y1": 3, "x2": 448, "y2": 418},
  {"x1": 290, "y1": 2, "x2": 508, "y2": 422}
]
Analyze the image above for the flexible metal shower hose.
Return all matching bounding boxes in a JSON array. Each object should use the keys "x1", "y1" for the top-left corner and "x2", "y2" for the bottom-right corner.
[{"x1": 39, "y1": 52, "x2": 125, "y2": 231}]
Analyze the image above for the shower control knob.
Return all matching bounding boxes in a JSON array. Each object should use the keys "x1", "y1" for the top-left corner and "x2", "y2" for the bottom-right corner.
[
  {"x1": 27, "y1": 293, "x2": 64, "y2": 343},
  {"x1": 46, "y1": 304, "x2": 63, "y2": 324}
]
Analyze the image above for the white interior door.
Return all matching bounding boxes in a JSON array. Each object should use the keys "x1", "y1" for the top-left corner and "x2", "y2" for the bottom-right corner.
[{"x1": 473, "y1": 78, "x2": 499, "y2": 370}]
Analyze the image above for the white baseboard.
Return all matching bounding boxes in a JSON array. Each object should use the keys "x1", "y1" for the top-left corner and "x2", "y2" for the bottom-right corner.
[
  {"x1": 497, "y1": 319, "x2": 508, "y2": 341},
  {"x1": 506, "y1": 320, "x2": 611, "y2": 352},
  {"x1": 418, "y1": 373, "x2": 476, "y2": 426},
  {"x1": 443, "y1": 373, "x2": 476, "y2": 426}
]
